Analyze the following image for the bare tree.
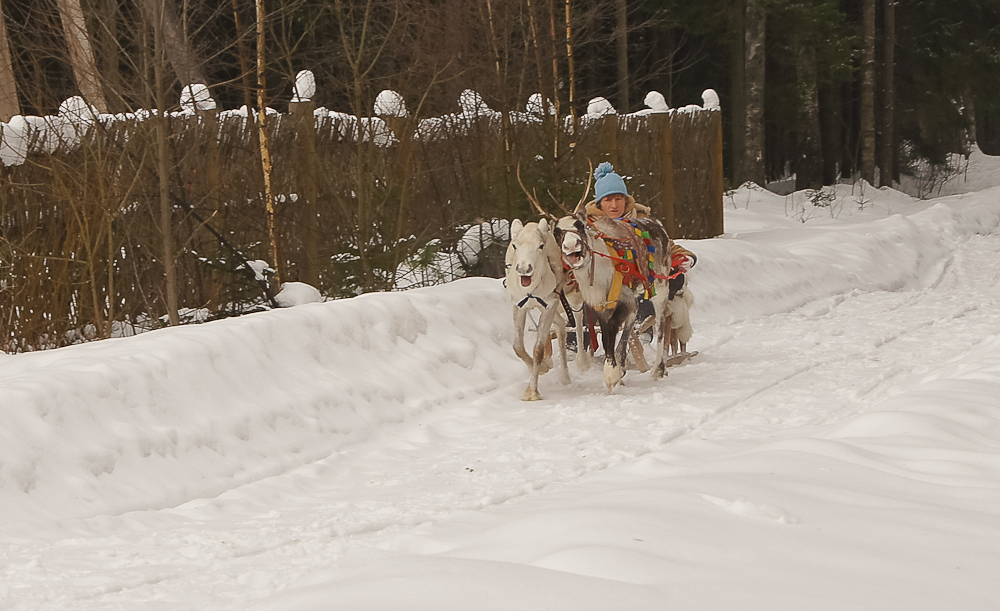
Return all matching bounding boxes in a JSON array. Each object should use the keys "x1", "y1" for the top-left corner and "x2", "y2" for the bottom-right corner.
[
  {"x1": 0, "y1": 0, "x2": 19, "y2": 120},
  {"x1": 860, "y1": 0, "x2": 876, "y2": 184},
  {"x1": 615, "y1": 0, "x2": 628, "y2": 111},
  {"x1": 564, "y1": 0, "x2": 577, "y2": 123},
  {"x1": 743, "y1": 0, "x2": 766, "y2": 186},
  {"x1": 256, "y1": 0, "x2": 283, "y2": 286},
  {"x1": 152, "y1": 0, "x2": 179, "y2": 325},
  {"x1": 729, "y1": 0, "x2": 746, "y2": 185},
  {"x1": 795, "y1": 38, "x2": 822, "y2": 190},
  {"x1": 135, "y1": 0, "x2": 206, "y2": 86},
  {"x1": 55, "y1": 0, "x2": 108, "y2": 111},
  {"x1": 878, "y1": 0, "x2": 895, "y2": 187}
]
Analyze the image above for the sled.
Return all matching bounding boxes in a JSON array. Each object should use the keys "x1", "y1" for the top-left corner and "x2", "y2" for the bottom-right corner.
[{"x1": 661, "y1": 350, "x2": 698, "y2": 368}]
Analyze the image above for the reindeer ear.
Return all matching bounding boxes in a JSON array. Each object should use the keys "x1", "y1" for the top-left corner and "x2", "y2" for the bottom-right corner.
[
  {"x1": 538, "y1": 218, "x2": 549, "y2": 233},
  {"x1": 510, "y1": 218, "x2": 523, "y2": 238}
]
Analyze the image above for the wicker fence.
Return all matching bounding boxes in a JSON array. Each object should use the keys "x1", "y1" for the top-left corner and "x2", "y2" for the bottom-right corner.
[{"x1": 0, "y1": 95, "x2": 722, "y2": 351}]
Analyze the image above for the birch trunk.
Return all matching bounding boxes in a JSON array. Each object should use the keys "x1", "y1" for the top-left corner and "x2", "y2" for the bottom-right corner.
[
  {"x1": 565, "y1": 0, "x2": 577, "y2": 124},
  {"x1": 55, "y1": 0, "x2": 108, "y2": 112},
  {"x1": 256, "y1": 0, "x2": 283, "y2": 286}
]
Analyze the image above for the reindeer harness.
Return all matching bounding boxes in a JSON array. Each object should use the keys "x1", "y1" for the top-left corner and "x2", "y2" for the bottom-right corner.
[{"x1": 578, "y1": 217, "x2": 684, "y2": 311}]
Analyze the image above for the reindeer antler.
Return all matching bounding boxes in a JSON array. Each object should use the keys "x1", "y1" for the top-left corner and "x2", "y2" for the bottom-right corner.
[
  {"x1": 517, "y1": 162, "x2": 558, "y2": 221},
  {"x1": 572, "y1": 158, "x2": 594, "y2": 215},
  {"x1": 546, "y1": 189, "x2": 573, "y2": 215}
]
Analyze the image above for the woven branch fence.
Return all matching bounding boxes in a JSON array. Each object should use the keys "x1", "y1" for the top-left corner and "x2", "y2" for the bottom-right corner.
[{"x1": 0, "y1": 95, "x2": 722, "y2": 351}]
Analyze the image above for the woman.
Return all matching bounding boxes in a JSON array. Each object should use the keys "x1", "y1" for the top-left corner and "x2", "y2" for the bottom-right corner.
[{"x1": 586, "y1": 162, "x2": 696, "y2": 297}]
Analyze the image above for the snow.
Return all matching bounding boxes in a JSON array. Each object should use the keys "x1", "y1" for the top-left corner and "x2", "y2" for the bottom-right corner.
[
  {"x1": 3, "y1": 156, "x2": 1000, "y2": 609},
  {"x1": 373, "y1": 90, "x2": 407, "y2": 118},
  {"x1": 274, "y1": 282, "x2": 324, "y2": 307},
  {"x1": 701, "y1": 88, "x2": 721, "y2": 111},
  {"x1": 394, "y1": 220, "x2": 510, "y2": 290},
  {"x1": 586, "y1": 96, "x2": 616, "y2": 118},
  {"x1": 291, "y1": 71, "x2": 316, "y2": 104},
  {"x1": 179, "y1": 84, "x2": 217, "y2": 113}
]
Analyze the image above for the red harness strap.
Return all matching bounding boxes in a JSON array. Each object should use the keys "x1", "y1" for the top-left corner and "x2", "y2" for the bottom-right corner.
[{"x1": 593, "y1": 248, "x2": 650, "y2": 290}]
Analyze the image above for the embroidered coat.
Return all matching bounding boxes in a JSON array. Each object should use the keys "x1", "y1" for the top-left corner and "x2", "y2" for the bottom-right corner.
[{"x1": 584, "y1": 197, "x2": 697, "y2": 270}]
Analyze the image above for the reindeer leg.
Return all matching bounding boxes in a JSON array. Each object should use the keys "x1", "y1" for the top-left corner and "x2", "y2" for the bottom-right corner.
[
  {"x1": 523, "y1": 337, "x2": 543, "y2": 401},
  {"x1": 652, "y1": 306, "x2": 671, "y2": 380},
  {"x1": 600, "y1": 317, "x2": 621, "y2": 394},
  {"x1": 556, "y1": 317, "x2": 571, "y2": 385},
  {"x1": 575, "y1": 307, "x2": 592, "y2": 373},
  {"x1": 613, "y1": 317, "x2": 633, "y2": 390},
  {"x1": 512, "y1": 307, "x2": 532, "y2": 368},
  {"x1": 602, "y1": 306, "x2": 634, "y2": 394},
  {"x1": 523, "y1": 304, "x2": 559, "y2": 401}
]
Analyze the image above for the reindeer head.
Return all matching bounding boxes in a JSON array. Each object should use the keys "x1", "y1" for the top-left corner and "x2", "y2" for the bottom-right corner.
[
  {"x1": 506, "y1": 218, "x2": 558, "y2": 292},
  {"x1": 553, "y1": 214, "x2": 590, "y2": 270}
]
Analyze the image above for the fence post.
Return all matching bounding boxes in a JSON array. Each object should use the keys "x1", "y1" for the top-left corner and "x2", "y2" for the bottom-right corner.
[
  {"x1": 198, "y1": 106, "x2": 222, "y2": 214},
  {"x1": 657, "y1": 113, "x2": 676, "y2": 235},
  {"x1": 709, "y1": 110, "x2": 725, "y2": 236},
  {"x1": 290, "y1": 99, "x2": 320, "y2": 287},
  {"x1": 601, "y1": 114, "x2": 619, "y2": 167},
  {"x1": 196, "y1": 105, "x2": 223, "y2": 309}
]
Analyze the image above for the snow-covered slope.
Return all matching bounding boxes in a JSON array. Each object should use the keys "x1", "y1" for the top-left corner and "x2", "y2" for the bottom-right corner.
[{"x1": 2, "y1": 175, "x2": 1000, "y2": 610}]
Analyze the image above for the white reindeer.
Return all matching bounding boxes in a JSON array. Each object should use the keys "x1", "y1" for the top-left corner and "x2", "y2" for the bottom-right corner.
[
  {"x1": 665, "y1": 284, "x2": 694, "y2": 356},
  {"x1": 554, "y1": 212, "x2": 678, "y2": 392},
  {"x1": 504, "y1": 218, "x2": 571, "y2": 401}
]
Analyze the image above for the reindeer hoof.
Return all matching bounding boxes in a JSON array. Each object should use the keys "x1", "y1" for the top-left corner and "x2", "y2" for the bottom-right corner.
[
  {"x1": 521, "y1": 388, "x2": 542, "y2": 401},
  {"x1": 603, "y1": 362, "x2": 623, "y2": 394},
  {"x1": 652, "y1": 362, "x2": 668, "y2": 380}
]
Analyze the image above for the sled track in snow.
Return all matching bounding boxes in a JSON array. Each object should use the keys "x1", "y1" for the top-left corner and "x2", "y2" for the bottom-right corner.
[{"x1": 4, "y1": 234, "x2": 1000, "y2": 611}]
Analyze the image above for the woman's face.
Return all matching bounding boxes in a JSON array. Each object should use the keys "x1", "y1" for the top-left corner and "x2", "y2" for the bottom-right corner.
[{"x1": 600, "y1": 193, "x2": 627, "y2": 218}]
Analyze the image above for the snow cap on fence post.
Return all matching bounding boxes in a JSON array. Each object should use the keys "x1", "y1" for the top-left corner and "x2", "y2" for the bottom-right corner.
[
  {"x1": 374, "y1": 90, "x2": 408, "y2": 117},
  {"x1": 459, "y1": 90, "x2": 493, "y2": 117},
  {"x1": 292, "y1": 70, "x2": 316, "y2": 103},
  {"x1": 643, "y1": 91, "x2": 670, "y2": 113},
  {"x1": 0, "y1": 116, "x2": 29, "y2": 166},
  {"x1": 586, "y1": 97, "x2": 617, "y2": 118},
  {"x1": 59, "y1": 96, "x2": 99, "y2": 126},
  {"x1": 180, "y1": 84, "x2": 217, "y2": 113},
  {"x1": 526, "y1": 93, "x2": 556, "y2": 116},
  {"x1": 57, "y1": 96, "x2": 100, "y2": 150},
  {"x1": 702, "y1": 89, "x2": 721, "y2": 111}
]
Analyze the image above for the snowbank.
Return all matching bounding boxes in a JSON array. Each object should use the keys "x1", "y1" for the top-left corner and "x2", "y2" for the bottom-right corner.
[
  {"x1": 260, "y1": 334, "x2": 1000, "y2": 610},
  {"x1": 0, "y1": 280, "x2": 517, "y2": 525}
]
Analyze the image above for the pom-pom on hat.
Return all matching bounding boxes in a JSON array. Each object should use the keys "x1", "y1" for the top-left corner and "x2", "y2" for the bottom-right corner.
[{"x1": 593, "y1": 161, "x2": 628, "y2": 203}]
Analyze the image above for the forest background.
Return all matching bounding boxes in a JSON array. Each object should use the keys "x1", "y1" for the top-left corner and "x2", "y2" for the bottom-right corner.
[
  {"x1": 2, "y1": 0, "x2": 997, "y2": 187},
  {"x1": 0, "y1": 0, "x2": 998, "y2": 350}
]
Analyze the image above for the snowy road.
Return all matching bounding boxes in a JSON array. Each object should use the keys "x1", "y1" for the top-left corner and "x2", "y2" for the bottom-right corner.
[{"x1": 3, "y1": 184, "x2": 1000, "y2": 610}]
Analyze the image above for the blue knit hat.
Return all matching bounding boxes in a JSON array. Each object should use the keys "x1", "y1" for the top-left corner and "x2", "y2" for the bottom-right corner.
[{"x1": 593, "y1": 162, "x2": 628, "y2": 203}]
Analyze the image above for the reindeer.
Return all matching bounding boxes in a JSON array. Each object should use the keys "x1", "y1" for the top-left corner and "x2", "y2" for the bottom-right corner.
[
  {"x1": 517, "y1": 165, "x2": 692, "y2": 394},
  {"x1": 504, "y1": 218, "x2": 572, "y2": 401},
  {"x1": 553, "y1": 207, "x2": 681, "y2": 393}
]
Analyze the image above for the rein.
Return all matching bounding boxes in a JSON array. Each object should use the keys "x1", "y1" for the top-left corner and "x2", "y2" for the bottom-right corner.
[
  {"x1": 517, "y1": 293, "x2": 549, "y2": 308},
  {"x1": 562, "y1": 218, "x2": 684, "y2": 312}
]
